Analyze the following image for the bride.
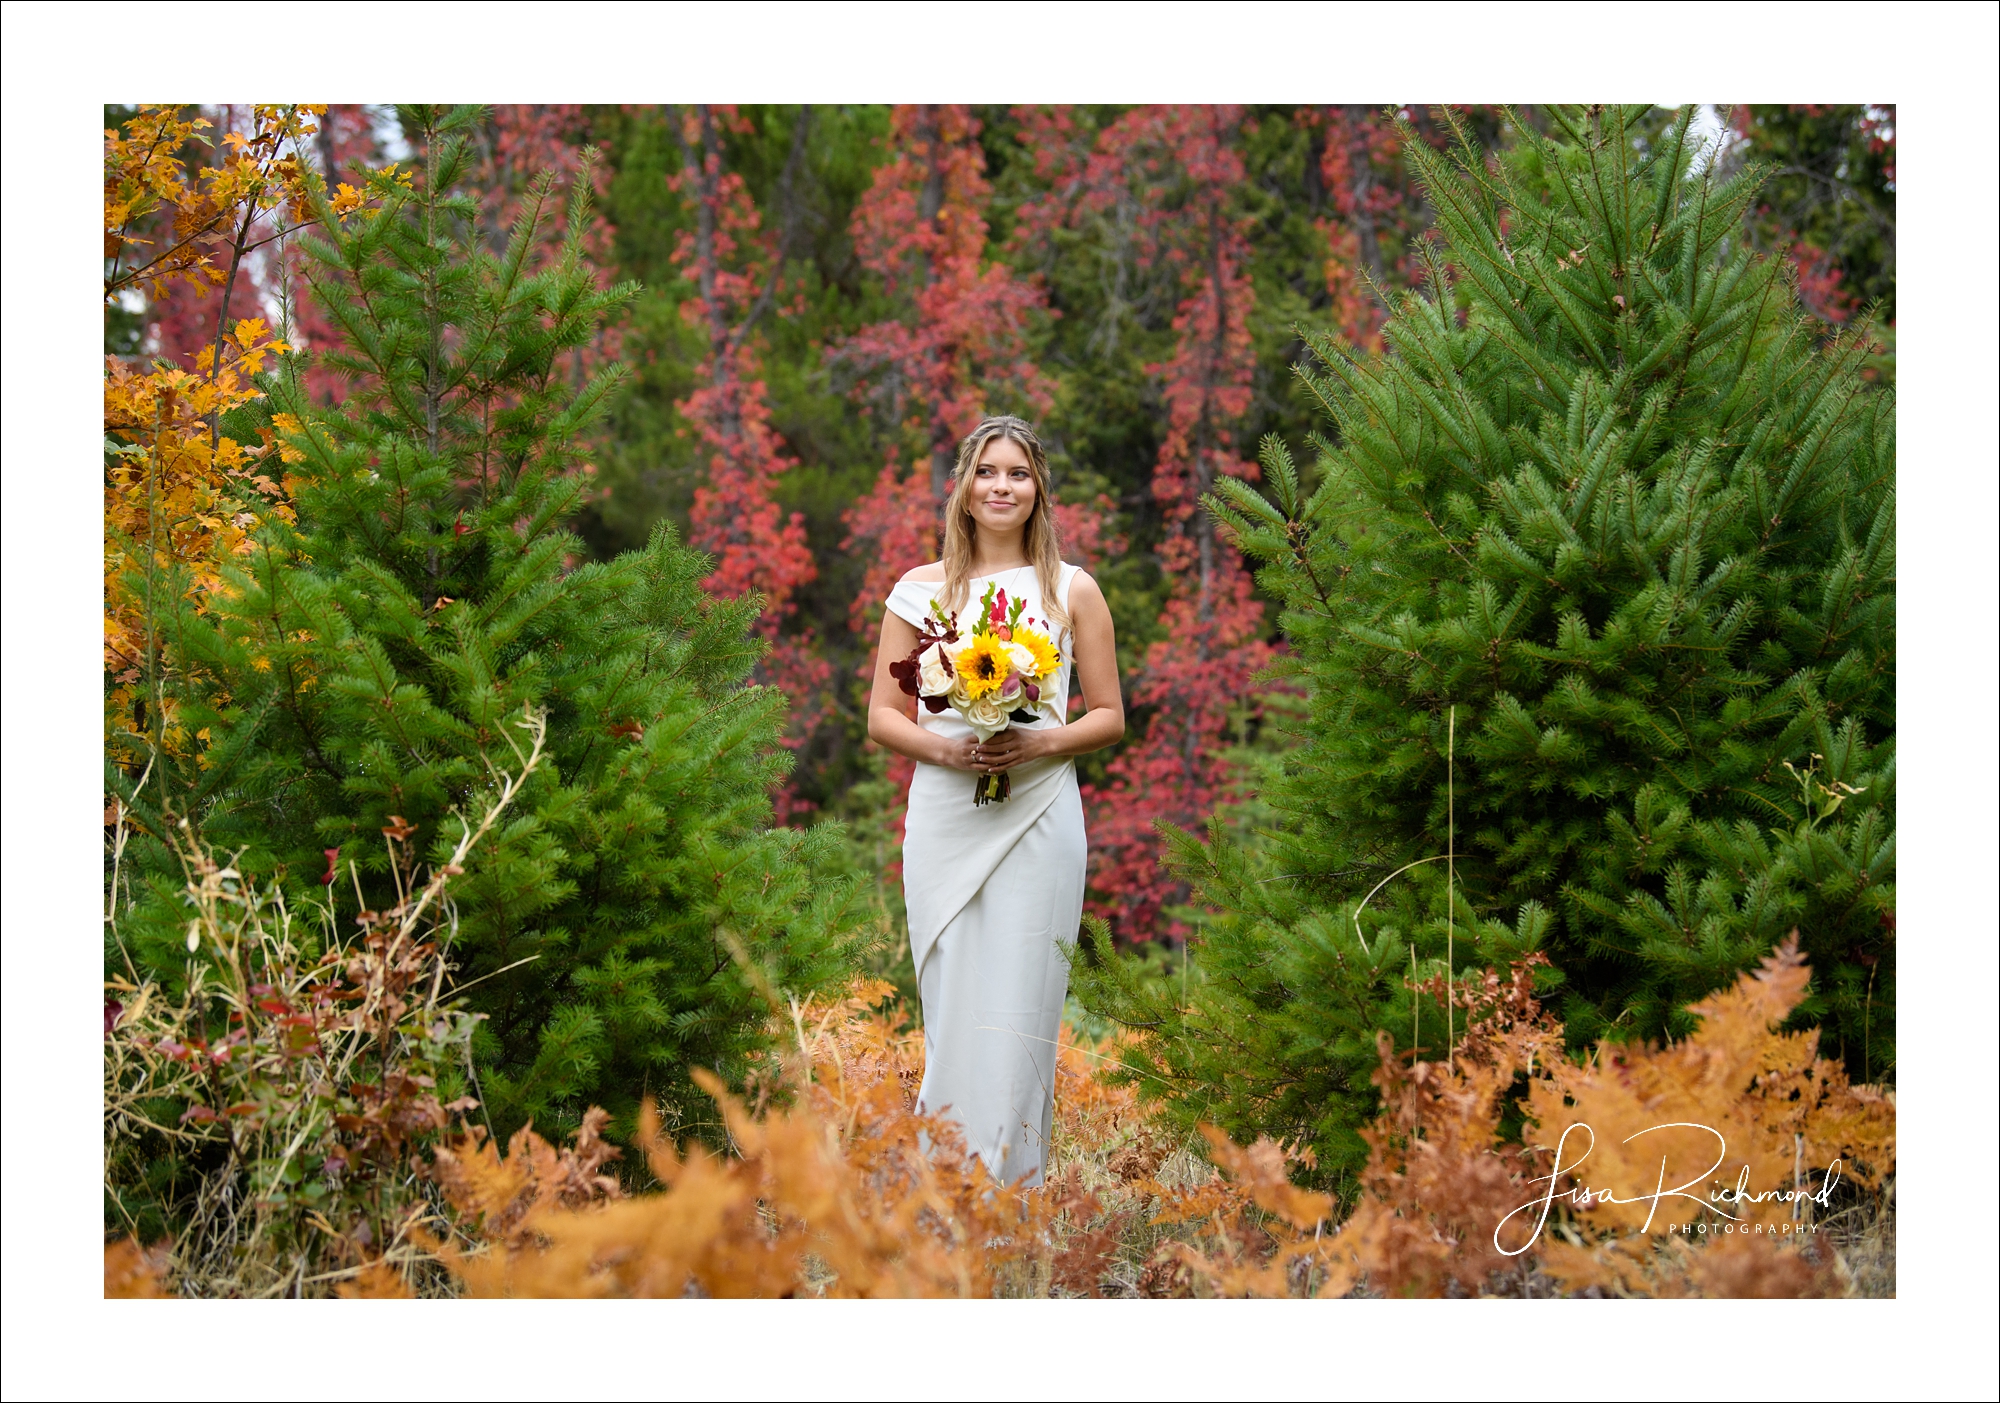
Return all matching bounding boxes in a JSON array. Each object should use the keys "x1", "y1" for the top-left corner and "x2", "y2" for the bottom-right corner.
[{"x1": 867, "y1": 414, "x2": 1123, "y2": 1187}]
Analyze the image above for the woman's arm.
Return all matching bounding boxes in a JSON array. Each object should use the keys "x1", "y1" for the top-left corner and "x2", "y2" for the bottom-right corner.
[
  {"x1": 974, "y1": 571, "x2": 1124, "y2": 771},
  {"x1": 867, "y1": 606, "x2": 983, "y2": 773}
]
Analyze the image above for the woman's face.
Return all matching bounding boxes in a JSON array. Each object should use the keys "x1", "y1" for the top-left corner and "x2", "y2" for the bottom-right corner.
[{"x1": 966, "y1": 433, "x2": 1037, "y2": 537}]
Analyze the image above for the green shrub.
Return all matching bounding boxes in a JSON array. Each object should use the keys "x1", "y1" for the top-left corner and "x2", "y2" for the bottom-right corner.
[
  {"x1": 112, "y1": 106, "x2": 869, "y2": 1141},
  {"x1": 1073, "y1": 106, "x2": 1894, "y2": 1186}
]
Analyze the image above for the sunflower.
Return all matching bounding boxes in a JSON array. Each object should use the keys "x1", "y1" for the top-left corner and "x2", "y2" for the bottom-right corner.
[
  {"x1": 951, "y1": 633, "x2": 1015, "y2": 700},
  {"x1": 1012, "y1": 625, "x2": 1061, "y2": 680}
]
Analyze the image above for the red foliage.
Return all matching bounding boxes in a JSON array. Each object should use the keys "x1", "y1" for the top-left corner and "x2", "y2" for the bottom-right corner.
[
  {"x1": 844, "y1": 455, "x2": 941, "y2": 636},
  {"x1": 671, "y1": 106, "x2": 830, "y2": 812},
  {"x1": 1018, "y1": 106, "x2": 1273, "y2": 941},
  {"x1": 841, "y1": 106, "x2": 1057, "y2": 634},
  {"x1": 672, "y1": 106, "x2": 815, "y2": 616},
  {"x1": 1784, "y1": 239, "x2": 1858, "y2": 324},
  {"x1": 1050, "y1": 493, "x2": 1124, "y2": 572},
  {"x1": 1302, "y1": 106, "x2": 1410, "y2": 354}
]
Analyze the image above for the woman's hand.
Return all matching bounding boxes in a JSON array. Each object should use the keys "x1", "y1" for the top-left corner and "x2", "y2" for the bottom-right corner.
[
  {"x1": 971, "y1": 726, "x2": 1053, "y2": 773},
  {"x1": 930, "y1": 734, "x2": 984, "y2": 773},
  {"x1": 927, "y1": 727, "x2": 1052, "y2": 773}
]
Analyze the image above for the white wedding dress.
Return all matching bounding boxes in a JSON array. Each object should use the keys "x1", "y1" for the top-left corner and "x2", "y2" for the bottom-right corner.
[{"x1": 886, "y1": 562, "x2": 1088, "y2": 1187}]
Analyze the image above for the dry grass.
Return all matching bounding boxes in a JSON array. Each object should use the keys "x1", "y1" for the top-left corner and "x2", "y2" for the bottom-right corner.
[
  {"x1": 1825, "y1": 1183, "x2": 1897, "y2": 1298},
  {"x1": 103, "y1": 713, "x2": 547, "y2": 1298}
]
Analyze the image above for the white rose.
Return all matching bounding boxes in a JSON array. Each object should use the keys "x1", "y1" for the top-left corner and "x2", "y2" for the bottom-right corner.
[
  {"x1": 1004, "y1": 641, "x2": 1036, "y2": 676},
  {"x1": 916, "y1": 642, "x2": 954, "y2": 697},
  {"x1": 963, "y1": 693, "x2": 1007, "y2": 739}
]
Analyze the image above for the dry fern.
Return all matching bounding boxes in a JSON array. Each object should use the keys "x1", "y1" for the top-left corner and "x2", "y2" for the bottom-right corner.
[
  {"x1": 430, "y1": 983, "x2": 1058, "y2": 1297},
  {"x1": 113, "y1": 933, "x2": 1890, "y2": 1299},
  {"x1": 1172, "y1": 935, "x2": 1896, "y2": 1298}
]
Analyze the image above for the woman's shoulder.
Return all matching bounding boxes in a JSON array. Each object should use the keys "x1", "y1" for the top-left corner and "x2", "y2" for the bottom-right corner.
[
  {"x1": 884, "y1": 564, "x2": 945, "y2": 628},
  {"x1": 1061, "y1": 566, "x2": 1108, "y2": 618}
]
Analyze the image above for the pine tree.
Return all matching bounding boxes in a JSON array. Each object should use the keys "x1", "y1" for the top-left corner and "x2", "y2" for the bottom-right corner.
[
  {"x1": 114, "y1": 105, "x2": 870, "y2": 1139},
  {"x1": 1072, "y1": 106, "x2": 1895, "y2": 1184}
]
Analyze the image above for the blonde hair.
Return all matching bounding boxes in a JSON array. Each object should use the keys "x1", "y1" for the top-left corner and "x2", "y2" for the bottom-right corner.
[{"x1": 940, "y1": 415, "x2": 1070, "y2": 637}]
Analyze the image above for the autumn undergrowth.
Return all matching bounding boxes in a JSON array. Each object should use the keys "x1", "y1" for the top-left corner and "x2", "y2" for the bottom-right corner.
[
  {"x1": 104, "y1": 713, "x2": 549, "y2": 1299},
  {"x1": 110, "y1": 930, "x2": 1895, "y2": 1299}
]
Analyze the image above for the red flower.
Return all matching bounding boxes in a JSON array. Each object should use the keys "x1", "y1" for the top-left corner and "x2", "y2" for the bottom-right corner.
[{"x1": 320, "y1": 847, "x2": 341, "y2": 886}]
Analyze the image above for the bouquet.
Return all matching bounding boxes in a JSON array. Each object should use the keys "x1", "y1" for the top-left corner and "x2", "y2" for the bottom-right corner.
[{"x1": 890, "y1": 581, "x2": 1064, "y2": 805}]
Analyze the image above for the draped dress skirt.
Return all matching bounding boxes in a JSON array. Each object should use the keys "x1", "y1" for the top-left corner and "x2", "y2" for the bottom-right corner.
[{"x1": 886, "y1": 563, "x2": 1088, "y2": 1187}]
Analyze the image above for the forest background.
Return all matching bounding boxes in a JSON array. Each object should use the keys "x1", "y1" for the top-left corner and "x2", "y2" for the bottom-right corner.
[
  {"x1": 107, "y1": 101, "x2": 1897, "y2": 970},
  {"x1": 19, "y1": 0, "x2": 2000, "y2": 1359}
]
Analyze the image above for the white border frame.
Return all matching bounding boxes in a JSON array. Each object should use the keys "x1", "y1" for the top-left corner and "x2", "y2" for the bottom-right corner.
[{"x1": 5, "y1": 4, "x2": 1994, "y2": 1399}]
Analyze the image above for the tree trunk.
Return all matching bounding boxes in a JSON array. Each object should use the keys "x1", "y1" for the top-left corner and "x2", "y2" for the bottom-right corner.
[
  {"x1": 915, "y1": 106, "x2": 957, "y2": 502},
  {"x1": 1340, "y1": 105, "x2": 1387, "y2": 288},
  {"x1": 1195, "y1": 196, "x2": 1227, "y2": 633},
  {"x1": 316, "y1": 109, "x2": 341, "y2": 186}
]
